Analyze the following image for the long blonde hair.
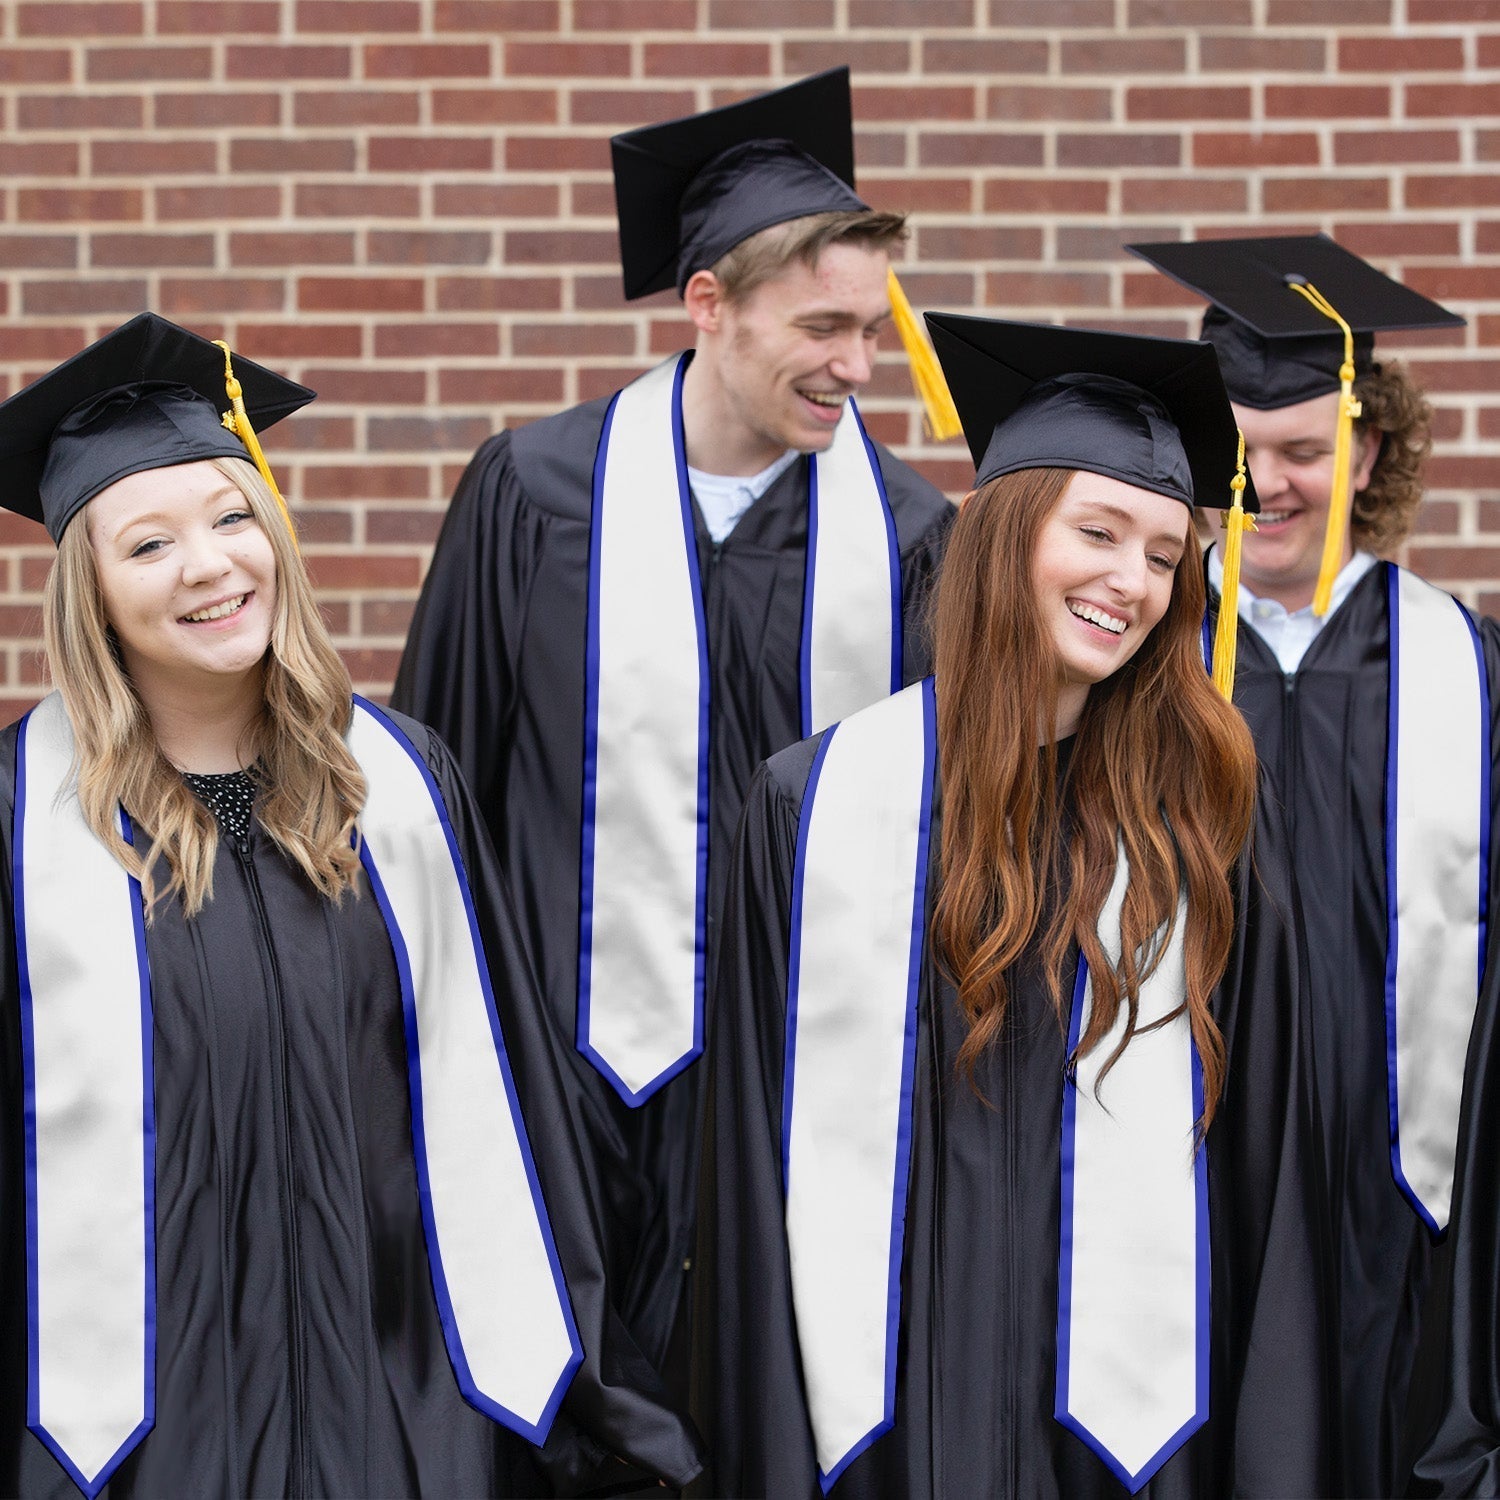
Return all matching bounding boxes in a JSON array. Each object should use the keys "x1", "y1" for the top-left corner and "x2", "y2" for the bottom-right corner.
[{"x1": 42, "y1": 455, "x2": 366, "y2": 917}]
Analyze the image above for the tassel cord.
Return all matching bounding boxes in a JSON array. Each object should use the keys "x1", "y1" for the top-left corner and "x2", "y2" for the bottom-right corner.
[
  {"x1": 886, "y1": 267, "x2": 963, "y2": 442},
  {"x1": 1211, "y1": 431, "x2": 1255, "y2": 702},
  {"x1": 212, "y1": 339, "x2": 300, "y2": 551}
]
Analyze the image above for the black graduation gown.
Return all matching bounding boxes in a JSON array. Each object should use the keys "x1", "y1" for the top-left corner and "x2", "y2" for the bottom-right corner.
[
  {"x1": 693, "y1": 731, "x2": 1330, "y2": 1499},
  {"x1": 1208, "y1": 558, "x2": 1500, "y2": 1497},
  {"x1": 390, "y1": 389, "x2": 954, "y2": 1381},
  {"x1": 0, "y1": 711, "x2": 705, "y2": 1499}
]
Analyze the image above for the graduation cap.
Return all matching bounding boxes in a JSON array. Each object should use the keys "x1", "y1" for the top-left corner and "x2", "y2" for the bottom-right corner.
[
  {"x1": 0, "y1": 311, "x2": 313, "y2": 543},
  {"x1": 1125, "y1": 234, "x2": 1464, "y2": 410},
  {"x1": 1127, "y1": 234, "x2": 1463, "y2": 615},
  {"x1": 926, "y1": 312, "x2": 1257, "y2": 697}
]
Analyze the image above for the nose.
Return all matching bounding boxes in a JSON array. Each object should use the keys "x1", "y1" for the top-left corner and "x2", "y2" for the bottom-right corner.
[
  {"x1": 1106, "y1": 545, "x2": 1151, "y2": 603},
  {"x1": 179, "y1": 530, "x2": 234, "y2": 587},
  {"x1": 827, "y1": 330, "x2": 875, "y2": 390},
  {"x1": 1245, "y1": 449, "x2": 1289, "y2": 503}
]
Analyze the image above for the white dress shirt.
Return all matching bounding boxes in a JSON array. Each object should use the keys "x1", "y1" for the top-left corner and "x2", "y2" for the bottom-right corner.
[
  {"x1": 688, "y1": 449, "x2": 800, "y2": 544},
  {"x1": 1209, "y1": 545, "x2": 1378, "y2": 674}
]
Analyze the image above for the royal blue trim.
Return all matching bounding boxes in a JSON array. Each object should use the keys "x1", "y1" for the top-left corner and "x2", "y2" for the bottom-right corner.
[
  {"x1": 576, "y1": 356, "x2": 708, "y2": 1105},
  {"x1": 852, "y1": 400, "x2": 904, "y2": 696},
  {"x1": 15, "y1": 711, "x2": 157, "y2": 1497},
  {"x1": 1200, "y1": 609, "x2": 1213, "y2": 674},
  {"x1": 800, "y1": 449, "x2": 821, "y2": 739},
  {"x1": 1054, "y1": 939, "x2": 1210, "y2": 1493},
  {"x1": 352, "y1": 695, "x2": 583, "y2": 1444},
  {"x1": 1462, "y1": 599, "x2": 1492, "y2": 998}
]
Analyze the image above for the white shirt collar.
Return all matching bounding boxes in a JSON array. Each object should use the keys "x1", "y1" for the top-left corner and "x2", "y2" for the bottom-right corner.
[{"x1": 687, "y1": 449, "x2": 800, "y2": 544}]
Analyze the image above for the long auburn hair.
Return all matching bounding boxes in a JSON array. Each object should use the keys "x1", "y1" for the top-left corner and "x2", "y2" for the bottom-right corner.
[
  {"x1": 930, "y1": 467, "x2": 1259, "y2": 1130},
  {"x1": 43, "y1": 455, "x2": 366, "y2": 918}
]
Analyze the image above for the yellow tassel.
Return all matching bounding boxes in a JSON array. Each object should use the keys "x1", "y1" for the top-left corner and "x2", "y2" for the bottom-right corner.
[
  {"x1": 1285, "y1": 280, "x2": 1361, "y2": 617},
  {"x1": 212, "y1": 338, "x2": 299, "y2": 552},
  {"x1": 886, "y1": 267, "x2": 962, "y2": 442},
  {"x1": 1212, "y1": 430, "x2": 1256, "y2": 701}
]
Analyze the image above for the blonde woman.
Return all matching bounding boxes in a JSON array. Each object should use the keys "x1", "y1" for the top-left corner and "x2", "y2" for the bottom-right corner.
[{"x1": 0, "y1": 314, "x2": 702, "y2": 1499}]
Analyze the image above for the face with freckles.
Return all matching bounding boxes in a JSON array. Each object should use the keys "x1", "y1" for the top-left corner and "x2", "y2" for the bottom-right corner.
[
  {"x1": 1032, "y1": 471, "x2": 1191, "y2": 712},
  {"x1": 86, "y1": 459, "x2": 277, "y2": 701}
]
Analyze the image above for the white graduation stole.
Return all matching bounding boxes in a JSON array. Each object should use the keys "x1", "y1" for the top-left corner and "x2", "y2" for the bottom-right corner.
[
  {"x1": 781, "y1": 681, "x2": 1205, "y2": 1492},
  {"x1": 14, "y1": 692, "x2": 581, "y2": 1498},
  {"x1": 578, "y1": 351, "x2": 900, "y2": 1106},
  {"x1": 1383, "y1": 564, "x2": 1490, "y2": 1235}
]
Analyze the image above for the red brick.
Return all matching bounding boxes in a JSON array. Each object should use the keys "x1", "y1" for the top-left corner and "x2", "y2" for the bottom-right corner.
[
  {"x1": 374, "y1": 322, "x2": 501, "y2": 356},
  {"x1": 505, "y1": 136, "x2": 607, "y2": 172},
  {"x1": 984, "y1": 271, "x2": 1111, "y2": 306},
  {"x1": 1199, "y1": 34, "x2": 1325, "y2": 71},
  {"x1": 295, "y1": 183, "x2": 422, "y2": 218},
  {"x1": 228, "y1": 44, "x2": 352, "y2": 81},
  {"x1": 1263, "y1": 177, "x2": 1390, "y2": 212},
  {"x1": 298, "y1": 277, "x2": 426, "y2": 313},
  {"x1": 298, "y1": 0, "x2": 418, "y2": 29},
  {"x1": 366, "y1": 43, "x2": 493, "y2": 78},
  {"x1": 1336, "y1": 130, "x2": 1460, "y2": 165},
  {"x1": 294, "y1": 90, "x2": 421, "y2": 127},
  {"x1": 506, "y1": 41, "x2": 631, "y2": 76},
  {"x1": 93, "y1": 139, "x2": 218, "y2": 175},
  {"x1": 918, "y1": 132, "x2": 1045, "y2": 168},
  {"x1": 505, "y1": 229, "x2": 619, "y2": 265},
  {"x1": 921, "y1": 38, "x2": 1049, "y2": 74},
  {"x1": 1406, "y1": 175, "x2": 1500, "y2": 209},
  {"x1": 159, "y1": 277, "x2": 286, "y2": 315},
  {"x1": 231, "y1": 138, "x2": 357, "y2": 173},
  {"x1": 852, "y1": 0, "x2": 972, "y2": 21},
  {"x1": 1265, "y1": 84, "x2": 1391, "y2": 119},
  {"x1": 1193, "y1": 132, "x2": 1320, "y2": 168},
  {"x1": 18, "y1": 188, "x2": 143, "y2": 223},
  {"x1": 365, "y1": 509, "x2": 446, "y2": 546},
  {"x1": 435, "y1": 0, "x2": 560, "y2": 25},
  {"x1": 158, "y1": 184, "x2": 282, "y2": 220},
  {"x1": 855, "y1": 132, "x2": 909, "y2": 169},
  {"x1": 1427, "y1": 458, "x2": 1500, "y2": 489},
  {"x1": 855, "y1": 85, "x2": 977, "y2": 122},
  {"x1": 302, "y1": 465, "x2": 430, "y2": 501},
  {"x1": 0, "y1": 143, "x2": 79, "y2": 176},
  {"x1": 786, "y1": 40, "x2": 911, "y2": 74},
  {"x1": 1268, "y1": 0, "x2": 1388, "y2": 16},
  {"x1": 1409, "y1": 84, "x2": 1500, "y2": 118},
  {"x1": 155, "y1": 92, "x2": 282, "y2": 128},
  {"x1": 230, "y1": 232, "x2": 357, "y2": 266},
  {"x1": 1127, "y1": 87, "x2": 1250, "y2": 122},
  {"x1": 367, "y1": 416, "x2": 495, "y2": 452},
  {"x1": 17, "y1": 93, "x2": 141, "y2": 129},
  {"x1": 0, "y1": 604, "x2": 43, "y2": 633},
  {"x1": 709, "y1": 0, "x2": 834, "y2": 22},
  {"x1": 863, "y1": 176, "x2": 972, "y2": 213},
  {"x1": 0, "y1": 235, "x2": 78, "y2": 269},
  {"x1": 433, "y1": 182, "x2": 559, "y2": 217},
  {"x1": 570, "y1": 180, "x2": 620, "y2": 216},
  {"x1": 1481, "y1": 35, "x2": 1500, "y2": 65},
  {"x1": 569, "y1": 89, "x2": 695, "y2": 127},
  {"x1": 18, "y1": 2, "x2": 142, "y2": 34},
  {"x1": 1408, "y1": 267, "x2": 1500, "y2": 303},
  {"x1": 0, "y1": 49, "x2": 70, "y2": 84},
  {"x1": 435, "y1": 276, "x2": 562, "y2": 312},
  {"x1": 986, "y1": 85, "x2": 1112, "y2": 123},
  {"x1": 1412, "y1": 499, "x2": 1460, "y2": 535},
  {"x1": 1405, "y1": 358, "x2": 1500, "y2": 392},
  {"x1": 437, "y1": 367, "x2": 566, "y2": 404},
  {"x1": 368, "y1": 230, "x2": 493, "y2": 266},
  {"x1": 371, "y1": 135, "x2": 493, "y2": 172},
  {"x1": 22, "y1": 279, "x2": 147, "y2": 315},
  {"x1": 300, "y1": 368, "x2": 428, "y2": 404},
  {"x1": 287, "y1": 508, "x2": 355, "y2": 546},
  {"x1": 1338, "y1": 222, "x2": 1461, "y2": 257},
  {"x1": 1058, "y1": 225, "x2": 1174, "y2": 260},
  {"x1": 307, "y1": 555, "x2": 423, "y2": 589},
  {"x1": 432, "y1": 87, "x2": 558, "y2": 125},
  {"x1": 93, "y1": 232, "x2": 216, "y2": 268},
  {"x1": 0, "y1": 326, "x2": 90, "y2": 360},
  {"x1": 1340, "y1": 35, "x2": 1464, "y2": 71},
  {"x1": 361, "y1": 598, "x2": 417, "y2": 636},
  {"x1": 1061, "y1": 37, "x2": 1187, "y2": 74},
  {"x1": 1411, "y1": 0, "x2": 1500, "y2": 18},
  {"x1": 883, "y1": 271, "x2": 976, "y2": 306},
  {"x1": 989, "y1": 0, "x2": 1111, "y2": 18},
  {"x1": 237, "y1": 322, "x2": 365, "y2": 359},
  {"x1": 1128, "y1": 0, "x2": 1252, "y2": 19},
  {"x1": 87, "y1": 46, "x2": 211, "y2": 81},
  {"x1": 913, "y1": 224, "x2": 1041, "y2": 262},
  {"x1": 1122, "y1": 271, "x2": 1207, "y2": 310},
  {"x1": 512, "y1": 322, "x2": 635, "y2": 356},
  {"x1": 1408, "y1": 546, "x2": 1500, "y2": 582},
  {"x1": 642, "y1": 42, "x2": 771, "y2": 77},
  {"x1": 157, "y1": 1, "x2": 281, "y2": 29},
  {"x1": 265, "y1": 413, "x2": 355, "y2": 451},
  {"x1": 1058, "y1": 133, "x2": 1181, "y2": 168},
  {"x1": 984, "y1": 178, "x2": 1110, "y2": 214}
]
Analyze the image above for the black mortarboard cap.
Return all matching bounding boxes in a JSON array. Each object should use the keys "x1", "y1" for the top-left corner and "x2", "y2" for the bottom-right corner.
[
  {"x1": 925, "y1": 312, "x2": 1257, "y2": 514},
  {"x1": 1126, "y1": 235, "x2": 1465, "y2": 410},
  {"x1": 611, "y1": 68, "x2": 868, "y2": 300},
  {"x1": 0, "y1": 311, "x2": 313, "y2": 542}
]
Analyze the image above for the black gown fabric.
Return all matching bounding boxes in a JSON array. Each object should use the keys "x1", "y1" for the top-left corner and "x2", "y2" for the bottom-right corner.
[
  {"x1": 0, "y1": 711, "x2": 704, "y2": 1499},
  {"x1": 693, "y1": 727, "x2": 1330, "y2": 1499},
  {"x1": 390, "y1": 390, "x2": 954, "y2": 1382},
  {"x1": 1208, "y1": 559, "x2": 1500, "y2": 1498}
]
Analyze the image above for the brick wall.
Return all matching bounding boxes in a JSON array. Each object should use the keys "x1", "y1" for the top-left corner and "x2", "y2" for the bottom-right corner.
[{"x1": 0, "y1": 0, "x2": 1496, "y2": 720}]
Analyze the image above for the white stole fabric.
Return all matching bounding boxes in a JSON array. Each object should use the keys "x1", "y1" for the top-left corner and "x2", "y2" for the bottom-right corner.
[
  {"x1": 579, "y1": 352, "x2": 900, "y2": 1106},
  {"x1": 1385, "y1": 564, "x2": 1490, "y2": 1235},
  {"x1": 1056, "y1": 852, "x2": 1207, "y2": 1493},
  {"x1": 781, "y1": 679, "x2": 935, "y2": 1491},
  {"x1": 15, "y1": 692, "x2": 581, "y2": 1498}
]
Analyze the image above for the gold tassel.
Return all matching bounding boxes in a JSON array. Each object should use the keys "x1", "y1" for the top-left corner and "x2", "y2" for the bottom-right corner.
[
  {"x1": 1285, "y1": 279, "x2": 1361, "y2": 617},
  {"x1": 212, "y1": 338, "x2": 299, "y2": 552},
  {"x1": 1212, "y1": 430, "x2": 1256, "y2": 701},
  {"x1": 886, "y1": 267, "x2": 962, "y2": 442}
]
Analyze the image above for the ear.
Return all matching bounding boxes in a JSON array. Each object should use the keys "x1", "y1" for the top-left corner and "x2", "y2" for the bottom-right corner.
[
  {"x1": 1351, "y1": 423, "x2": 1382, "y2": 493},
  {"x1": 957, "y1": 488, "x2": 979, "y2": 508},
  {"x1": 683, "y1": 269, "x2": 728, "y2": 336}
]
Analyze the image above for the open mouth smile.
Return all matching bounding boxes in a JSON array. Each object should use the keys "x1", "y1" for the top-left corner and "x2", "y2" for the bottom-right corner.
[
  {"x1": 1067, "y1": 599, "x2": 1128, "y2": 636},
  {"x1": 181, "y1": 593, "x2": 248, "y2": 624}
]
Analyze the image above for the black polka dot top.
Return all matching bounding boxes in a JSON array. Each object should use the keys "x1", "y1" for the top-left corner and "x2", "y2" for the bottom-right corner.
[{"x1": 182, "y1": 769, "x2": 256, "y2": 846}]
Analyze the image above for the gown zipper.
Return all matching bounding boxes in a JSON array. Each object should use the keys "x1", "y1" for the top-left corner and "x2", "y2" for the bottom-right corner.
[{"x1": 234, "y1": 835, "x2": 309, "y2": 1497}]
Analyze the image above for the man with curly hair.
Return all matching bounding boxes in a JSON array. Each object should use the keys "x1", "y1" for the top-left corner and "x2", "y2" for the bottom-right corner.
[{"x1": 1131, "y1": 235, "x2": 1493, "y2": 1499}]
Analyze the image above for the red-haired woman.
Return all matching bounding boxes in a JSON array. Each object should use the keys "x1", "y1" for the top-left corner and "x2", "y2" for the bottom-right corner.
[{"x1": 691, "y1": 317, "x2": 1330, "y2": 1499}]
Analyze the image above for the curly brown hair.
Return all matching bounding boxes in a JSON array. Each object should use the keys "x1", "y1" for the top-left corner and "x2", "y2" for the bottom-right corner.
[{"x1": 1351, "y1": 358, "x2": 1433, "y2": 554}]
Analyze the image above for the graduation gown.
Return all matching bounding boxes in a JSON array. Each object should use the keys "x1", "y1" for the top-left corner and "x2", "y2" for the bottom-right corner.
[
  {"x1": 0, "y1": 711, "x2": 704, "y2": 1499},
  {"x1": 693, "y1": 720, "x2": 1330, "y2": 1499},
  {"x1": 391, "y1": 390, "x2": 954, "y2": 1379},
  {"x1": 1208, "y1": 558, "x2": 1500, "y2": 1497}
]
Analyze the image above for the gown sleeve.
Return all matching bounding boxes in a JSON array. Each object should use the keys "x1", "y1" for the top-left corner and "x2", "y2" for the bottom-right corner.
[
  {"x1": 416, "y1": 721, "x2": 706, "y2": 1494},
  {"x1": 690, "y1": 748, "x2": 823, "y2": 1499}
]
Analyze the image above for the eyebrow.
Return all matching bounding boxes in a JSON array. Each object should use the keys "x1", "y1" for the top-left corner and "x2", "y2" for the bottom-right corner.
[
  {"x1": 1073, "y1": 497, "x2": 1188, "y2": 550},
  {"x1": 108, "y1": 484, "x2": 244, "y2": 541},
  {"x1": 793, "y1": 308, "x2": 894, "y2": 328}
]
